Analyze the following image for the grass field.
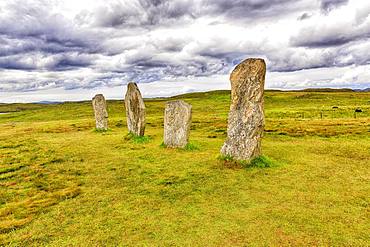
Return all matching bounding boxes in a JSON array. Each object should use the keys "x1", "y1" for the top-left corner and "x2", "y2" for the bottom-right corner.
[{"x1": 0, "y1": 90, "x2": 369, "y2": 246}]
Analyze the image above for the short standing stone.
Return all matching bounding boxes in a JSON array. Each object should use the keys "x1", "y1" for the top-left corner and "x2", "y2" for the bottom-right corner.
[
  {"x1": 125, "y1": 82, "x2": 146, "y2": 136},
  {"x1": 164, "y1": 100, "x2": 192, "y2": 148},
  {"x1": 221, "y1": 58, "x2": 266, "y2": 160},
  {"x1": 92, "y1": 94, "x2": 108, "y2": 130}
]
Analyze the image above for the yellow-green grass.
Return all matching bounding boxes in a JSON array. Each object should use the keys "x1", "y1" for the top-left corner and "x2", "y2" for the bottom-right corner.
[{"x1": 0, "y1": 91, "x2": 369, "y2": 246}]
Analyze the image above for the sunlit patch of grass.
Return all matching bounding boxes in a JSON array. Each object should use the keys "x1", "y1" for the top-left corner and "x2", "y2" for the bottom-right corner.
[{"x1": 0, "y1": 139, "x2": 81, "y2": 240}]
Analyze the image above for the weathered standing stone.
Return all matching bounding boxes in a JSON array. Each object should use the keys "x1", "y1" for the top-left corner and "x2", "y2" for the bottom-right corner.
[
  {"x1": 125, "y1": 82, "x2": 146, "y2": 136},
  {"x1": 92, "y1": 94, "x2": 108, "y2": 130},
  {"x1": 164, "y1": 100, "x2": 192, "y2": 148},
  {"x1": 221, "y1": 58, "x2": 266, "y2": 160}
]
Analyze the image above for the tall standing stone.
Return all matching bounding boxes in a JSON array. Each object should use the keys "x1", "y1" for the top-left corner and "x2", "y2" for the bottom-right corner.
[
  {"x1": 221, "y1": 58, "x2": 266, "y2": 160},
  {"x1": 164, "y1": 100, "x2": 192, "y2": 148},
  {"x1": 125, "y1": 82, "x2": 146, "y2": 136},
  {"x1": 92, "y1": 94, "x2": 108, "y2": 130}
]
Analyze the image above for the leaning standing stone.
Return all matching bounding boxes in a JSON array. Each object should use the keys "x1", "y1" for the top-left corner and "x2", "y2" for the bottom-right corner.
[
  {"x1": 221, "y1": 58, "x2": 266, "y2": 161},
  {"x1": 125, "y1": 82, "x2": 146, "y2": 136},
  {"x1": 92, "y1": 94, "x2": 108, "y2": 130},
  {"x1": 164, "y1": 100, "x2": 192, "y2": 148}
]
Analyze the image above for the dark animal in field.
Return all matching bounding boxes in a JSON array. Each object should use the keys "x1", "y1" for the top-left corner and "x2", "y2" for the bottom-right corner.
[
  {"x1": 332, "y1": 106, "x2": 338, "y2": 109},
  {"x1": 355, "y1": 109, "x2": 362, "y2": 113}
]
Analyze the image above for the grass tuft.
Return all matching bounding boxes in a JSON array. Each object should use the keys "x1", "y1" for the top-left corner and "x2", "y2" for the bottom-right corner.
[
  {"x1": 93, "y1": 128, "x2": 110, "y2": 133},
  {"x1": 218, "y1": 154, "x2": 279, "y2": 169},
  {"x1": 124, "y1": 132, "x2": 152, "y2": 144},
  {"x1": 160, "y1": 142, "x2": 199, "y2": 151},
  {"x1": 183, "y1": 142, "x2": 200, "y2": 151},
  {"x1": 247, "y1": 155, "x2": 277, "y2": 168}
]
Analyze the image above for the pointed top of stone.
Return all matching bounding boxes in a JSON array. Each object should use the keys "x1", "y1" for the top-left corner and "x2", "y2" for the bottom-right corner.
[
  {"x1": 230, "y1": 58, "x2": 266, "y2": 82},
  {"x1": 93, "y1": 93, "x2": 104, "y2": 98},
  {"x1": 127, "y1": 82, "x2": 139, "y2": 92},
  {"x1": 166, "y1": 100, "x2": 191, "y2": 108},
  {"x1": 230, "y1": 58, "x2": 266, "y2": 103}
]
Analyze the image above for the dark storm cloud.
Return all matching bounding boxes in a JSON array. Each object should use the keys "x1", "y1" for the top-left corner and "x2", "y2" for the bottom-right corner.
[
  {"x1": 297, "y1": 12, "x2": 312, "y2": 20},
  {"x1": 93, "y1": 0, "x2": 196, "y2": 28},
  {"x1": 321, "y1": 0, "x2": 348, "y2": 12},
  {"x1": 115, "y1": 57, "x2": 228, "y2": 82},
  {"x1": 291, "y1": 21, "x2": 370, "y2": 48},
  {"x1": 0, "y1": 58, "x2": 36, "y2": 71},
  {"x1": 0, "y1": 1, "x2": 102, "y2": 57},
  {"x1": 203, "y1": 0, "x2": 301, "y2": 19},
  {"x1": 51, "y1": 55, "x2": 93, "y2": 71},
  {"x1": 292, "y1": 35, "x2": 355, "y2": 48},
  {"x1": 92, "y1": 0, "x2": 306, "y2": 29}
]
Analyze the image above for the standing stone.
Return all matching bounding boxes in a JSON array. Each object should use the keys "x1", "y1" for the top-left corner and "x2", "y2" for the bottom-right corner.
[
  {"x1": 164, "y1": 100, "x2": 192, "y2": 148},
  {"x1": 221, "y1": 58, "x2": 266, "y2": 160},
  {"x1": 125, "y1": 82, "x2": 146, "y2": 136},
  {"x1": 92, "y1": 94, "x2": 108, "y2": 130}
]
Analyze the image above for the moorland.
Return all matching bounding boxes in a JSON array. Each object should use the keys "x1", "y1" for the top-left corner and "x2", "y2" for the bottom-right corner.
[{"x1": 0, "y1": 90, "x2": 369, "y2": 246}]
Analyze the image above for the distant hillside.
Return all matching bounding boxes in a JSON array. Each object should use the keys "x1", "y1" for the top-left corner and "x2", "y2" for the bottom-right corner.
[
  {"x1": 288, "y1": 88, "x2": 370, "y2": 92},
  {"x1": 1, "y1": 88, "x2": 368, "y2": 107},
  {"x1": 169, "y1": 88, "x2": 370, "y2": 99},
  {"x1": 170, "y1": 90, "x2": 230, "y2": 99},
  {"x1": 292, "y1": 88, "x2": 355, "y2": 92},
  {"x1": 354, "y1": 88, "x2": 370, "y2": 92}
]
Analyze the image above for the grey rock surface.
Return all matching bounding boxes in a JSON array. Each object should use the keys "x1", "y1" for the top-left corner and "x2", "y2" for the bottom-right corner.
[
  {"x1": 221, "y1": 58, "x2": 266, "y2": 160},
  {"x1": 92, "y1": 94, "x2": 108, "y2": 130},
  {"x1": 164, "y1": 100, "x2": 192, "y2": 148},
  {"x1": 125, "y1": 82, "x2": 146, "y2": 136}
]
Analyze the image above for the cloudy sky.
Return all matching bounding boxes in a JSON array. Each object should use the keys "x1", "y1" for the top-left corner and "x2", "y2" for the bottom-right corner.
[{"x1": 1, "y1": 0, "x2": 369, "y2": 102}]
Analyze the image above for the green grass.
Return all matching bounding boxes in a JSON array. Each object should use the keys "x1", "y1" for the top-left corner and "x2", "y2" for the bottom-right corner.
[
  {"x1": 248, "y1": 155, "x2": 278, "y2": 168},
  {"x1": 183, "y1": 142, "x2": 200, "y2": 151},
  {"x1": 0, "y1": 90, "x2": 369, "y2": 246},
  {"x1": 124, "y1": 132, "x2": 152, "y2": 144},
  {"x1": 218, "y1": 154, "x2": 279, "y2": 169}
]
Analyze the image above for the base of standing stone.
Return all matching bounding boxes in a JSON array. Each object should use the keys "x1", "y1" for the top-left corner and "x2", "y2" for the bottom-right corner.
[{"x1": 163, "y1": 100, "x2": 192, "y2": 148}]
